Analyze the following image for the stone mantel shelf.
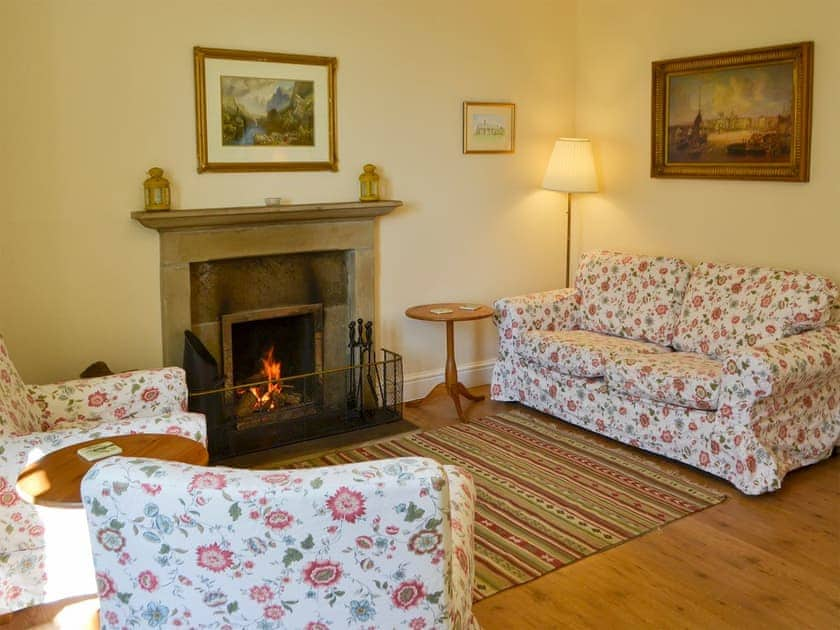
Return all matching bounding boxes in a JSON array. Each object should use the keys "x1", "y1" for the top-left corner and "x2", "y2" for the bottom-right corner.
[{"x1": 132, "y1": 200, "x2": 403, "y2": 232}]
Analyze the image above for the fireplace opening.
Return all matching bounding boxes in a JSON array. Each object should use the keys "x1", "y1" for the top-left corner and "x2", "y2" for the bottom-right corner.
[
  {"x1": 185, "y1": 320, "x2": 404, "y2": 460},
  {"x1": 222, "y1": 304, "x2": 324, "y2": 429}
]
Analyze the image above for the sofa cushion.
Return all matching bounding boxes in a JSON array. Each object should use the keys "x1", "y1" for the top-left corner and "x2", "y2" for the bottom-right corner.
[
  {"x1": 576, "y1": 251, "x2": 692, "y2": 346},
  {"x1": 519, "y1": 329, "x2": 671, "y2": 378},
  {"x1": 673, "y1": 262, "x2": 838, "y2": 359},
  {"x1": 0, "y1": 336, "x2": 41, "y2": 434},
  {"x1": 606, "y1": 352, "x2": 723, "y2": 410}
]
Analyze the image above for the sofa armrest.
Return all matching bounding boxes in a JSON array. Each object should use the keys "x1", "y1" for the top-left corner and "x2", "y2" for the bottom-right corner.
[
  {"x1": 494, "y1": 288, "x2": 580, "y2": 344},
  {"x1": 27, "y1": 367, "x2": 189, "y2": 428},
  {"x1": 721, "y1": 324, "x2": 840, "y2": 403}
]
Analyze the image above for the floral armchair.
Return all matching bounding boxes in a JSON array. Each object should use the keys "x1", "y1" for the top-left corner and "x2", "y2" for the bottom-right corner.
[
  {"x1": 0, "y1": 335, "x2": 206, "y2": 614},
  {"x1": 81, "y1": 456, "x2": 478, "y2": 629}
]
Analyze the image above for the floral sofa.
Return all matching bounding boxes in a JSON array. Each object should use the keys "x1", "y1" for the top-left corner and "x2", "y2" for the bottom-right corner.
[
  {"x1": 81, "y1": 456, "x2": 478, "y2": 629},
  {"x1": 0, "y1": 335, "x2": 206, "y2": 614},
  {"x1": 492, "y1": 251, "x2": 840, "y2": 495}
]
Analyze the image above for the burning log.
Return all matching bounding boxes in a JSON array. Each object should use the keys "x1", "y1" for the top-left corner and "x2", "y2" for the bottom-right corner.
[
  {"x1": 235, "y1": 389, "x2": 259, "y2": 418},
  {"x1": 231, "y1": 345, "x2": 308, "y2": 429}
]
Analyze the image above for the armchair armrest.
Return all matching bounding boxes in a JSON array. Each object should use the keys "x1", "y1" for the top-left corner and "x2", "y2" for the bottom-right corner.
[
  {"x1": 721, "y1": 324, "x2": 840, "y2": 404},
  {"x1": 443, "y1": 465, "x2": 477, "y2": 628},
  {"x1": 494, "y1": 288, "x2": 580, "y2": 343},
  {"x1": 27, "y1": 367, "x2": 189, "y2": 428}
]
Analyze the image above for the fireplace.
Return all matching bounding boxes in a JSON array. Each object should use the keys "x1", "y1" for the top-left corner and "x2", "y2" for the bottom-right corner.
[
  {"x1": 222, "y1": 304, "x2": 324, "y2": 428},
  {"x1": 132, "y1": 200, "x2": 404, "y2": 459}
]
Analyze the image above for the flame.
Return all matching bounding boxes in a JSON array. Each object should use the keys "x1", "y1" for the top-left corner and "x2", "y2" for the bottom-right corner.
[{"x1": 247, "y1": 346, "x2": 283, "y2": 411}]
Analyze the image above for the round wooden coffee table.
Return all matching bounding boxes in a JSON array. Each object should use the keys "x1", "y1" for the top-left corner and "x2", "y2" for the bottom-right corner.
[
  {"x1": 16, "y1": 434, "x2": 209, "y2": 508},
  {"x1": 405, "y1": 302, "x2": 494, "y2": 421}
]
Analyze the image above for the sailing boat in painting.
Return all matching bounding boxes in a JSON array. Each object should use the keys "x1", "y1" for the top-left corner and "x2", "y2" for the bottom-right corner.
[{"x1": 672, "y1": 89, "x2": 707, "y2": 158}]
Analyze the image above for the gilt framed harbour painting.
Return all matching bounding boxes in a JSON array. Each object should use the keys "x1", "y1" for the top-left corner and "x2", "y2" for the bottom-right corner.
[
  {"x1": 194, "y1": 47, "x2": 337, "y2": 172},
  {"x1": 651, "y1": 42, "x2": 813, "y2": 181},
  {"x1": 463, "y1": 102, "x2": 515, "y2": 154}
]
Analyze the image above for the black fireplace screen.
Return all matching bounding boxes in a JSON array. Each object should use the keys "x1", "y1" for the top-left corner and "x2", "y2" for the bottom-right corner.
[{"x1": 184, "y1": 325, "x2": 402, "y2": 460}]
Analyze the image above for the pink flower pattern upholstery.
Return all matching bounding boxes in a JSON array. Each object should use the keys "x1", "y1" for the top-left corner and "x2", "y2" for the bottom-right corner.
[
  {"x1": 719, "y1": 324, "x2": 840, "y2": 404},
  {"x1": 81, "y1": 457, "x2": 478, "y2": 629},
  {"x1": 576, "y1": 251, "x2": 692, "y2": 346},
  {"x1": 492, "y1": 288, "x2": 580, "y2": 397},
  {"x1": 492, "y1": 252, "x2": 840, "y2": 494},
  {"x1": 0, "y1": 336, "x2": 206, "y2": 615},
  {"x1": 0, "y1": 337, "x2": 42, "y2": 435},
  {"x1": 606, "y1": 352, "x2": 723, "y2": 410},
  {"x1": 673, "y1": 262, "x2": 838, "y2": 359},
  {"x1": 28, "y1": 369, "x2": 193, "y2": 430},
  {"x1": 520, "y1": 330, "x2": 670, "y2": 378}
]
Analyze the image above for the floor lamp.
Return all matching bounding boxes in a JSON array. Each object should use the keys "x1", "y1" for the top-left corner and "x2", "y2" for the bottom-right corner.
[{"x1": 542, "y1": 138, "x2": 598, "y2": 288}]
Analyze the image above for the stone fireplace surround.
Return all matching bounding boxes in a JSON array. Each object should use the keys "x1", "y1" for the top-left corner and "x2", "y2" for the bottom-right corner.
[{"x1": 132, "y1": 200, "x2": 401, "y2": 372}]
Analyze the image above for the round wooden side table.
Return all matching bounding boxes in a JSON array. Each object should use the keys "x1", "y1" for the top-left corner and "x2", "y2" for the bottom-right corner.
[
  {"x1": 16, "y1": 434, "x2": 210, "y2": 508},
  {"x1": 405, "y1": 302, "x2": 494, "y2": 421}
]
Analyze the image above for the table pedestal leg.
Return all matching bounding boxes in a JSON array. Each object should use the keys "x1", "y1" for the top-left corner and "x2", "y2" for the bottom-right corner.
[{"x1": 406, "y1": 320, "x2": 485, "y2": 421}]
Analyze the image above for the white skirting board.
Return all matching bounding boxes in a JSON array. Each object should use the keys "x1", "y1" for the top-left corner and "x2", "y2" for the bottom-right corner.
[{"x1": 402, "y1": 359, "x2": 496, "y2": 403}]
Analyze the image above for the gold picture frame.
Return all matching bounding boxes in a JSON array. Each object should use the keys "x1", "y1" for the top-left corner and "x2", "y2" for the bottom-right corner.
[
  {"x1": 194, "y1": 47, "x2": 337, "y2": 173},
  {"x1": 463, "y1": 102, "x2": 515, "y2": 154},
  {"x1": 651, "y1": 41, "x2": 813, "y2": 181}
]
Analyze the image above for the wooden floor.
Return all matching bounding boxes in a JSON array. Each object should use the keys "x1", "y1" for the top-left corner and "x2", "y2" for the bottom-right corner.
[{"x1": 7, "y1": 385, "x2": 839, "y2": 629}]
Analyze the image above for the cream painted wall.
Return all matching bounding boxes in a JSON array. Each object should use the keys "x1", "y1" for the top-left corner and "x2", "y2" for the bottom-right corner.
[
  {"x1": 574, "y1": 1, "x2": 840, "y2": 285},
  {"x1": 0, "y1": 0, "x2": 577, "y2": 383}
]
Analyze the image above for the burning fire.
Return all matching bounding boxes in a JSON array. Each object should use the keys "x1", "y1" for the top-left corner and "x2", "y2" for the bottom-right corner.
[{"x1": 247, "y1": 346, "x2": 283, "y2": 411}]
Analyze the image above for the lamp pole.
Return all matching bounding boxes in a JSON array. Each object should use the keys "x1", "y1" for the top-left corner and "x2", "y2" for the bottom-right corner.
[{"x1": 565, "y1": 193, "x2": 573, "y2": 288}]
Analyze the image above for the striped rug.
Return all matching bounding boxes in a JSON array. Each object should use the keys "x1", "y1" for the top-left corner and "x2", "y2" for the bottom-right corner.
[{"x1": 289, "y1": 410, "x2": 725, "y2": 600}]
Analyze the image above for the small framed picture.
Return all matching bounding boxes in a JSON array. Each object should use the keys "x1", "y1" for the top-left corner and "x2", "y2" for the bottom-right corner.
[{"x1": 463, "y1": 102, "x2": 515, "y2": 154}]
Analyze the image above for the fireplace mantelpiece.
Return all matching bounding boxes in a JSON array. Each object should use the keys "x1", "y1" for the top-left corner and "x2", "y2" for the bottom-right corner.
[
  {"x1": 131, "y1": 200, "x2": 402, "y2": 231},
  {"x1": 133, "y1": 200, "x2": 402, "y2": 367}
]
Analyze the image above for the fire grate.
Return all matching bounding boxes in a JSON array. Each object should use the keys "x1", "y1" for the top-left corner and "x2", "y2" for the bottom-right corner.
[{"x1": 188, "y1": 349, "x2": 403, "y2": 460}]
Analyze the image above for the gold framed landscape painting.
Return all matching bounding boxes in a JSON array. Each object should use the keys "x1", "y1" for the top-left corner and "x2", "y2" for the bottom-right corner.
[
  {"x1": 463, "y1": 102, "x2": 515, "y2": 154},
  {"x1": 194, "y1": 47, "x2": 337, "y2": 172},
  {"x1": 651, "y1": 41, "x2": 813, "y2": 181}
]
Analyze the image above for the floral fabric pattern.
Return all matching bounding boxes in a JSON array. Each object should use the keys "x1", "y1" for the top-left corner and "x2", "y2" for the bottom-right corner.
[
  {"x1": 81, "y1": 457, "x2": 478, "y2": 629},
  {"x1": 0, "y1": 336, "x2": 41, "y2": 435},
  {"x1": 576, "y1": 251, "x2": 692, "y2": 346},
  {"x1": 27, "y1": 367, "x2": 190, "y2": 430},
  {"x1": 492, "y1": 252, "x2": 840, "y2": 494},
  {"x1": 520, "y1": 329, "x2": 670, "y2": 378},
  {"x1": 492, "y1": 288, "x2": 580, "y2": 399},
  {"x1": 509, "y1": 359, "x2": 839, "y2": 495},
  {"x1": 673, "y1": 261, "x2": 838, "y2": 359},
  {"x1": 493, "y1": 288, "x2": 580, "y2": 344},
  {"x1": 606, "y1": 352, "x2": 723, "y2": 410},
  {"x1": 720, "y1": 324, "x2": 840, "y2": 404},
  {"x1": 0, "y1": 343, "x2": 206, "y2": 615}
]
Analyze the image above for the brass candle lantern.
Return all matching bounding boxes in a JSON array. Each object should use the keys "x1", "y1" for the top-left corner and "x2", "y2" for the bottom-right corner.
[
  {"x1": 143, "y1": 167, "x2": 171, "y2": 211},
  {"x1": 358, "y1": 164, "x2": 380, "y2": 202}
]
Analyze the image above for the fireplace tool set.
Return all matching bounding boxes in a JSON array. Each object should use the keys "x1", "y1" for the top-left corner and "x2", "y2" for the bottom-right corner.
[{"x1": 347, "y1": 319, "x2": 385, "y2": 417}]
